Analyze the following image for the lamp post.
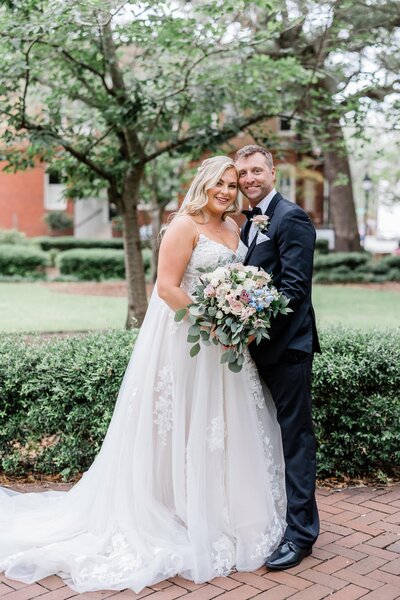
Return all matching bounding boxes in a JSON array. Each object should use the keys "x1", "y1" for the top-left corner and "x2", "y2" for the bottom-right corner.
[{"x1": 362, "y1": 173, "x2": 372, "y2": 247}]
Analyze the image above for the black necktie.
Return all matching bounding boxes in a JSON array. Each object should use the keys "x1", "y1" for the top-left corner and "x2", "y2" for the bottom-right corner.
[{"x1": 242, "y1": 206, "x2": 262, "y2": 221}]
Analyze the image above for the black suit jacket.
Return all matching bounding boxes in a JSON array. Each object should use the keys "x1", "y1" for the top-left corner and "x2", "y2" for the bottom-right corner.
[{"x1": 241, "y1": 192, "x2": 321, "y2": 365}]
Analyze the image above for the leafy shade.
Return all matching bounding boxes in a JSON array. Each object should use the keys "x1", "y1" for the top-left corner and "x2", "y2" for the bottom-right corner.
[{"x1": 0, "y1": 0, "x2": 309, "y2": 326}]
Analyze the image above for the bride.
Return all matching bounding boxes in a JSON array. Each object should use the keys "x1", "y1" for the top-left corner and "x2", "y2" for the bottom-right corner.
[{"x1": 0, "y1": 156, "x2": 286, "y2": 593}]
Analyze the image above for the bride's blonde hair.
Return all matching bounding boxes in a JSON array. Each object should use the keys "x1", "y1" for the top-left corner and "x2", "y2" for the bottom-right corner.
[{"x1": 171, "y1": 156, "x2": 240, "y2": 223}]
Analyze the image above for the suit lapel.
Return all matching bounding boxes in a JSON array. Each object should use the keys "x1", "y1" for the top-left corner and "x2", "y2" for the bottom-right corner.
[
  {"x1": 244, "y1": 192, "x2": 282, "y2": 264},
  {"x1": 264, "y1": 191, "x2": 282, "y2": 220}
]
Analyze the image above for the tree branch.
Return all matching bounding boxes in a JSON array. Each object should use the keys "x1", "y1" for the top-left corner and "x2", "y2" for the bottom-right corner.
[
  {"x1": 156, "y1": 46, "x2": 235, "y2": 103},
  {"x1": 19, "y1": 117, "x2": 114, "y2": 181},
  {"x1": 101, "y1": 21, "x2": 144, "y2": 161},
  {"x1": 36, "y1": 40, "x2": 113, "y2": 96},
  {"x1": 144, "y1": 112, "x2": 275, "y2": 163}
]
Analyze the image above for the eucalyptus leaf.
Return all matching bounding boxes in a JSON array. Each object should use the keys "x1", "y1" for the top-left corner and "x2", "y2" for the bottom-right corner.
[
  {"x1": 174, "y1": 308, "x2": 187, "y2": 322},
  {"x1": 189, "y1": 343, "x2": 201, "y2": 358},
  {"x1": 228, "y1": 361, "x2": 242, "y2": 373},
  {"x1": 187, "y1": 334, "x2": 200, "y2": 343},
  {"x1": 188, "y1": 324, "x2": 200, "y2": 336}
]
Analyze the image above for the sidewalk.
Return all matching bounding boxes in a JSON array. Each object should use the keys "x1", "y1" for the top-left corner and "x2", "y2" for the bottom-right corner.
[{"x1": 1, "y1": 484, "x2": 399, "y2": 600}]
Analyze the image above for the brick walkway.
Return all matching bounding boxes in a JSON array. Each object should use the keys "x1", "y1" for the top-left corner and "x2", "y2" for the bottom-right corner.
[{"x1": 1, "y1": 484, "x2": 399, "y2": 600}]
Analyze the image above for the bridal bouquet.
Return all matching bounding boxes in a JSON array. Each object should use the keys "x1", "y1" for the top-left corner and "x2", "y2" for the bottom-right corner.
[{"x1": 175, "y1": 263, "x2": 292, "y2": 372}]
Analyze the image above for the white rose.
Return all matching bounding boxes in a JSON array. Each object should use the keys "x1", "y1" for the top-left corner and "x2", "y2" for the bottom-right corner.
[
  {"x1": 232, "y1": 262, "x2": 245, "y2": 271},
  {"x1": 244, "y1": 279, "x2": 256, "y2": 290},
  {"x1": 244, "y1": 265, "x2": 259, "y2": 275},
  {"x1": 217, "y1": 283, "x2": 231, "y2": 295},
  {"x1": 213, "y1": 267, "x2": 228, "y2": 280}
]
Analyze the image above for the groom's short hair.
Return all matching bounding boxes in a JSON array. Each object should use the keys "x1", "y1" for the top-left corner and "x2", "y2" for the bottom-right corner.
[{"x1": 234, "y1": 145, "x2": 274, "y2": 170}]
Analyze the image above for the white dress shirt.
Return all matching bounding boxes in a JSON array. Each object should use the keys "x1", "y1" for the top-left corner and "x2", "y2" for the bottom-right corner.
[{"x1": 248, "y1": 188, "x2": 277, "y2": 245}]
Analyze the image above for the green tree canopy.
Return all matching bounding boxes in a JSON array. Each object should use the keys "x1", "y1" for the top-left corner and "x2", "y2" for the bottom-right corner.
[{"x1": 0, "y1": 0, "x2": 309, "y2": 325}]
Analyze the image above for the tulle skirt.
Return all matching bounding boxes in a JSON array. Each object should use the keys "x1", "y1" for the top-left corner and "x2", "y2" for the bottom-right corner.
[{"x1": 0, "y1": 290, "x2": 286, "y2": 593}]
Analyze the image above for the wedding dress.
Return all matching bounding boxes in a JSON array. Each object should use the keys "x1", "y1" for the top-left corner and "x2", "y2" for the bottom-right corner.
[{"x1": 0, "y1": 235, "x2": 286, "y2": 593}]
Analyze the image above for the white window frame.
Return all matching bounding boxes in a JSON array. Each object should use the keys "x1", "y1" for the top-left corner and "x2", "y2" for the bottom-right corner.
[
  {"x1": 276, "y1": 164, "x2": 296, "y2": 203},
  {"x1": 44, "y1": 171, "x2": 67, "y2": 210},
  {"x1": 277, "y1": 116, "x2": 295, "y2": 136}
]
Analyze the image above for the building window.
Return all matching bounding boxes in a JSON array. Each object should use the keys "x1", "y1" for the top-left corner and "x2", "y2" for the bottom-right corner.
[
  {"x1": 303, "y1": 178, "x2": 316, "y2": 214},
  {"x1": 276, "y1": 164, "x2": 296, "y2": 202},
  {"x1": 278, "y1": 116, "x2": 294, "y2": 136},
  {"x1": 48, "y1": 171, "x2": 61, "y2": 185},
  {"x1": 280, "y1": 117, "x2": 292, "y2": 131},
  {"x1": 44, "y1": 170, "x2": 67, "y2": 210}
]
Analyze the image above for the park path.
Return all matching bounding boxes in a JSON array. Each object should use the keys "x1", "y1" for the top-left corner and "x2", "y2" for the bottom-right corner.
[{"x1": 1, "y1": 484, "x2": 399, "y2": 600}]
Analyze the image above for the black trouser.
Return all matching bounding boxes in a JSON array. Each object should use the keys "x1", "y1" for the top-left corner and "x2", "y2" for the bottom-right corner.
[{"x1": 258, "y1": 350, "x2": 319, "y2": 548}]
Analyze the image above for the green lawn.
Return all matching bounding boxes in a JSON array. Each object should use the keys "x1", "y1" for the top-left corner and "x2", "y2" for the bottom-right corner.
[
  {"x1": 0, "y1": 283, "x2": 126, "y2": 332},
  {"x1": 312, "y1": 284, "x2": 400, "y2": 331},
  {"x1": 0, "y1": 282, "x2": 398, "y2": 333}
]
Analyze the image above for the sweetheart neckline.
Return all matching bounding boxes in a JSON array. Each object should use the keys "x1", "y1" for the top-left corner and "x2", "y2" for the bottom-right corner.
[{"x1": 197, "y1": 233, "x2": 245, "y2": 255}]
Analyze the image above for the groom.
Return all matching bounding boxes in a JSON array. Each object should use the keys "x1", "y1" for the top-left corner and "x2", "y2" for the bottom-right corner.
[{"x1": 235, "y1": 145, "x2": 321, "y2": 570}]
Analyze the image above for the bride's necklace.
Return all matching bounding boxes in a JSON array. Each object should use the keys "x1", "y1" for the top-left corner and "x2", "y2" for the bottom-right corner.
[{"x1": 207, "y1": 222, "x2": 225, "y2": 238}]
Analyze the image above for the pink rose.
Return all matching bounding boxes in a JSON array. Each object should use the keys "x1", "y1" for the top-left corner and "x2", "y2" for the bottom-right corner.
[
  {"x1": 229, "y1": 299, "x2": 243, "y2": 315},
  {"x1": 239, "y1": 290, "x2": 250, "y2": 303},
  {"x1": 241, "y1": 306, "x2": 256, "y2": 320},
  {"x1": 204, "y1": 284, "x2": 216, "y2": 298}
]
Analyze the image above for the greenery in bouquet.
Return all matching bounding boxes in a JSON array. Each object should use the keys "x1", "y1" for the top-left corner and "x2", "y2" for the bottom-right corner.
[{"x1": 175, "y1": 263, "x2": 292, "y2": 372}]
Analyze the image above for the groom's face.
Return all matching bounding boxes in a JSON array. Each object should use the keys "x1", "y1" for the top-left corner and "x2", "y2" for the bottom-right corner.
[{"x1": 236, "y1": 153, "x2": 275, "y2": 207}]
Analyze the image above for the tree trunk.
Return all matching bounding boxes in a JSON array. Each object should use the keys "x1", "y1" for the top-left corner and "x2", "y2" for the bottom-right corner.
[
  {"x1": 324, "y1": 118, "x2": 361, "y2": 252},
  {"x1": 121, "y1": 177, "x2": 148, "y2": 328}
]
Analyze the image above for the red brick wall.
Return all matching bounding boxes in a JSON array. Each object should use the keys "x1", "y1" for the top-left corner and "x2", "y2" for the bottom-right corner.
[
  {"x1": 0, "y1": 162, "x2": 74, "y2": 237},
  {"x1": 0, "y1": 161, "x2": 48, "y2": 236}
]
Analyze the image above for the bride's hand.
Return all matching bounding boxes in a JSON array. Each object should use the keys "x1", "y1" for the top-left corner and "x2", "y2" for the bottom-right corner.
[
  {"x1": 247, "y1": 335, "x2": 255, "y2": 345},
  {"x1": 210, "y1": 326, "x2": 232, "y2": 351}
]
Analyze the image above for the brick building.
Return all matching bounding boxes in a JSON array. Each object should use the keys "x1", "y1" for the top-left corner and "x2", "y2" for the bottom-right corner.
[{"x1": 0, "y1": 118, "x2": 327, "y2": 239}]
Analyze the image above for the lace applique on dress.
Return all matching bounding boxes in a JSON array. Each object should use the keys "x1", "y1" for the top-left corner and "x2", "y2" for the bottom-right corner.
[
  {"x1": 181, "y1": 235, "x2": 247, "y2": 297},
  {"x1": 243, "y1": 350, "x2": 286, "y2": 517},
  {"x1": 75, "y1": 527, "x2": 143, "y2": 586},
  {"x1": 250, "y1": 514, "x2": 283, "y2": 560},
  {"x1": 153, "y1": 366, "x2": 174, "y2": 445},
  {"x1": 207, "y1": 415, "x2": 226, "y2": 452},
  {"x1": 243, "y1": 350, "x2": 265, "y2": 409},
  {"x1": 257, "y1": 420, "x2": 286, "y2": 515},
  {"x1": 211, "y1": 534, "x2": 235, "y2": 576}
]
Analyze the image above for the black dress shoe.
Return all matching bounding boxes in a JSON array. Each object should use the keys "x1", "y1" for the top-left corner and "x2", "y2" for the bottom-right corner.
[{"x1": 265, "y1": 539, "x2": 312, "y2": 570}]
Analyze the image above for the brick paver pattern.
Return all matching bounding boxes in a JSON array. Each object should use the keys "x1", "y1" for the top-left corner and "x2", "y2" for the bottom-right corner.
[{"x1": 1, "y1": 484, "x2": 399, "y2": 600}]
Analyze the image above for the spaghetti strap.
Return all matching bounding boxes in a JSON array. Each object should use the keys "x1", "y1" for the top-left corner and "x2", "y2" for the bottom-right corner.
[
  {"x1": 186, "y1": 216, "x2": 201, "y2": 234},
  {"x1": 226, "y1": 216, "x2": 240, "y2": 239}
]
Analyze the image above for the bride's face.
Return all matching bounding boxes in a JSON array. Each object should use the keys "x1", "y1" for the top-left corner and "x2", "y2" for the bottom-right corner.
[{"x1": 205, "y1": 167, "x2": 238, "y2": 216}]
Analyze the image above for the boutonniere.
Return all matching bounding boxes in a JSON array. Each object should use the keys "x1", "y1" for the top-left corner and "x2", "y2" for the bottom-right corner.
[{"x1": 251, "y1": 214, "x2": 270, "y2": 233}]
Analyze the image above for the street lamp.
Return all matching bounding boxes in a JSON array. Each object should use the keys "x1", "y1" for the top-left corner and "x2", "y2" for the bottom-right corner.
[{"x1": 362, "y1": 173, "x2": 372, "y2": 245}]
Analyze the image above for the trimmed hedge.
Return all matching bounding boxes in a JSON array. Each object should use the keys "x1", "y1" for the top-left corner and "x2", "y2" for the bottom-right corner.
[
  {"x1": 0, "y1": 229, "x2": 29, "y2": 245},
  {"x1": 36, "y1": 236, "x2": 124, "y2": 251},
  {"x1": 313, "y1": 329, "x2": 399, "y2": 478},
  {"x1": 313, "y1": 252, "x2": 400, "y2": 283},
  {"x1": 0, "y1": 331, "x2": 136, "y2": 479},
  {"x1": 315, "y1": 239, "x2": 329, "y2": 254},
  {"x1": 0, "y1": 244, "x2": 49, "y2": 277},
  {"x1": 57, "y1": 248, "x2": 151, "y2": 280},
  {"x1": 314, "y1": 252, "x2": 370, "y2": 271},
  {"x1": 0, "y1": 329, "x2": 398, "y2": 481}
]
